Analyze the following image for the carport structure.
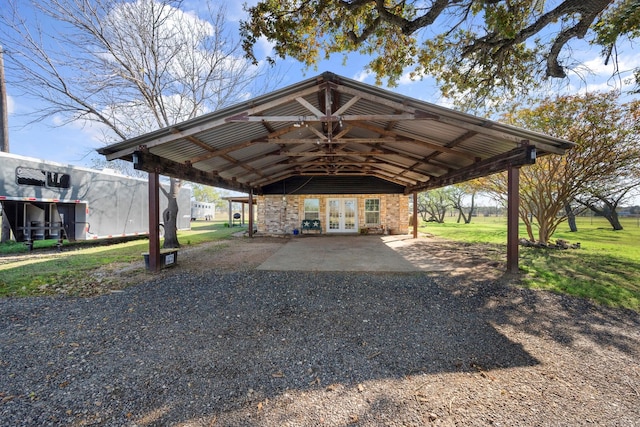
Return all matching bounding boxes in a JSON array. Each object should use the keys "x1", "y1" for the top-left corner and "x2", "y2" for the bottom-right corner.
[{"x1": 98, "y1": 72, "x2": 573, "y2": 272}]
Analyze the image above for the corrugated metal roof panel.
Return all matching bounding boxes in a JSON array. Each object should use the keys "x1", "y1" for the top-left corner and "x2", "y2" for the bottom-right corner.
[{"x1": 99, "y1": 72, "x2": 574, "y2": 194}]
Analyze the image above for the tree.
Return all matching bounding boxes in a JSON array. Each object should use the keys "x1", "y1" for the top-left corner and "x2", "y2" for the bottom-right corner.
[
  {"x1": 241, "y1": 0, "x2": 640, "y2": 106},
  {"x1": 2, "y1": 0, "x2": 268, "y2": 248},
  {"x1": 575, "y1": 180, "x2": 640, "y2": 230},
  {"x1": 447, "y1": 182, "x2": 480, "y2": 224},
  {"x1": 482, "y1": 91, "x2": 640, "y2": 242},
  {"x1": 417, "y1": 188, "x2": 451, "y2": 223}
]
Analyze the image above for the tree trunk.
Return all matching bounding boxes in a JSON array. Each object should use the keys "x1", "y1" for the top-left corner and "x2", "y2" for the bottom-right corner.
[
  {"x1": 465, "y1": 193, "x2": 475, "y2": 224},
  {"x1": 1, "y1": 213, "x2": 11, "y2": 243},
  {"x1": 162, "y1": 178, "x2": 181, "y2": 249},
  {"x1": 521, "y1": 213, "x2": 535, "y2": 241},
  {"x1": 604, "y1": 210, "x2": 624, "y2": 231},
  {"x1": 537, "y1": 217, "x2": 551, "y2": 244},
  {"x1": 565, "y1": 203, "x2": 577, "y2": 232}
]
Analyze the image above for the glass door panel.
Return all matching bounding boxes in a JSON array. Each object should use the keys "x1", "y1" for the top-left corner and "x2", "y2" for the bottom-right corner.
[
  {"x1": 344, "y1": 199, "x2": 356, "y2": 230},
  {"x1": 326, "y1": 199, "x2": 358, "y2": 232},
  {"x1": 328, "y1": 199, "x2": 341, "y2": 230}
]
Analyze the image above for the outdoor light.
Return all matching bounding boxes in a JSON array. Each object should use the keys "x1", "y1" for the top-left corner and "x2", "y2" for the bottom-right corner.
[{"x1": 527, "y1": 146, "x2": 537, "y2": 163}]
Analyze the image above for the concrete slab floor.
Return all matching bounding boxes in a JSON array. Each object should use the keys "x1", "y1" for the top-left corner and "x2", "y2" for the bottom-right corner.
[{"x1": 257, "y1": 234, "x2": 456, "y2": 272}]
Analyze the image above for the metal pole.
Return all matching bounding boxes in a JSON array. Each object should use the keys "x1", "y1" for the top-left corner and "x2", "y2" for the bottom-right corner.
[{"x1": 507, "y1": 166, "x2": 520, "y2": 273}]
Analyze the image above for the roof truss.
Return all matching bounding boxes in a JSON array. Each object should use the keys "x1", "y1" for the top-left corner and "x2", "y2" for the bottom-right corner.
[{"x1": 99, "y1": 73, "x2": 572, "y2": 194}]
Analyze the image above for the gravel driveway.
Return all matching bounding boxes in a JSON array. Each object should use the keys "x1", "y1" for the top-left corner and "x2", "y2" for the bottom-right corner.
[{"x1": 1, "y1": 238, "x2": 639, "y2": 426}]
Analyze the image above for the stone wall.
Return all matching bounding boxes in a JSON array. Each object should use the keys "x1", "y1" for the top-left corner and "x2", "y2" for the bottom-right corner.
[{"x1": 256, "y1": 194, "x2": 409, "y2": 235}]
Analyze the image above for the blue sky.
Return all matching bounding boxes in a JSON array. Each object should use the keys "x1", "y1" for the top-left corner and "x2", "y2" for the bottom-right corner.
[{"x1": 4, "y1": 0, "x2": 639, "y2": 172}]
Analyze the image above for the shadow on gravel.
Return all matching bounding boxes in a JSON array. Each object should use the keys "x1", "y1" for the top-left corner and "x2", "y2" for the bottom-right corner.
[
  {"x1": 460, "y1": 277, "x2": 640, "y2": 358},
  {"x1": 1, "y1": 269, "x2": 636, "y2": 426}
]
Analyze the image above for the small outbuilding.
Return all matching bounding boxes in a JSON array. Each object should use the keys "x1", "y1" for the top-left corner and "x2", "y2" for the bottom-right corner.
[{"x1": 98, "y1": 72, "x2": 573, "y2": 271}]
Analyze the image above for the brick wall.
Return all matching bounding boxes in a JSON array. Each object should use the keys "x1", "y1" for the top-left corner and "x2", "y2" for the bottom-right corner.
[{"x1": 256, "y1": 194, "x2": 409, "y2": 235}]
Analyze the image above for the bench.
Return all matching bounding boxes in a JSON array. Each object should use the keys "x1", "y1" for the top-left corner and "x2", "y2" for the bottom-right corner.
[{"x1": 301, "y1": 219, "x2": 322, "y2": 234}]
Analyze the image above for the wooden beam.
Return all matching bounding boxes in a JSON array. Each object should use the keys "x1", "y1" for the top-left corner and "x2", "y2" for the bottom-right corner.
[
  {"x1": 275, "y1": 150, "x2": 390, "y2": 157},
  {"x1": 183, "y1": 134, "x2": 215, "y2": 152},
  {"x1": 189, "y1": 140, "x2": 258, "y2": 164},
  {"x1": 406, "y1": 146, "x2": 536, "y2": 194},
  {"x1": 104, "y1": 85, "x2": 325, "y2": 160},
  {"x1": 295, "y1": 96, "x2": 324, "y2": 117},
  {"x1": 133, "y1": 151, "x2": 253, "y2": 192},
  {"x1": 349, "y1": 121, "x2": 479, "y2": 161},
  {"x1": 333, "y1": 95, "x2": 361, "y2": 115},
  {"x1": 249, "y1": 165, "x2": 415, "y2": 188},
  {"x1": 433, "y1": 115, "x2": 567, "y2": 154}
]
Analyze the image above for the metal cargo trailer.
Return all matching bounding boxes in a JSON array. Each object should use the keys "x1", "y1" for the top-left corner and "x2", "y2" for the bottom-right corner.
[{"x1": 0, "y1": 152, "x2": 190, "y2": 244}]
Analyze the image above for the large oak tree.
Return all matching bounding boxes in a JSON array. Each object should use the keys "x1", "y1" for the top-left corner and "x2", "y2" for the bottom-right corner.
[{"x1": 241, "y1": 0, "x2": 639, "y2": 106}]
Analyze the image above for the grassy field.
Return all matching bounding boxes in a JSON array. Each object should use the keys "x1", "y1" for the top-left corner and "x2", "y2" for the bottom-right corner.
[
  {"x1": 3, "y1": 216, "x2": 639, "y2": 312},
  {"x1": 0, "y1": 221, "x2": 242, "y2": 297},
  {"x1": 420, "y1": 215, "x2": 640, "y2": 312}
]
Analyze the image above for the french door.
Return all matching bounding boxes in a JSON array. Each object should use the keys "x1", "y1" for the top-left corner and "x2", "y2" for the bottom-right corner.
[{"x1": 327, "y1": 198, "x2": 358, "y2": 233}]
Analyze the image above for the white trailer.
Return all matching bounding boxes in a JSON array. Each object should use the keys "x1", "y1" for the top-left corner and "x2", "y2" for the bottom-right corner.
[
  {"x1": 190, "y1": 201, "x2": 215, "y2": 221},
  {"x1": 0, "y1": 152, "x2": 191, "y2": 246}
]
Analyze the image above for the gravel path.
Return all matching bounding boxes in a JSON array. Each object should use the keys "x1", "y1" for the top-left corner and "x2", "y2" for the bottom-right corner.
[{"x1": 1, "y1": 240, "x2": 639, "y2": 426}]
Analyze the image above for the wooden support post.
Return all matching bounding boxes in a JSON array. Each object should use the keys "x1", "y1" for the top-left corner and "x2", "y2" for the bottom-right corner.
[
  {"x1": 507, "y1": 166, "x2": 520, "y2": 274},
  {"x1": 148, "y1": 171, "x2": 161, "y2": 272},
  {"x1": 413, "y1": 192, "x2": 418, "y2": 239},
  {"x1": 248, "y1": 190, "x2": 254, "y2": 238},
  {"x1": 228, "y1": 200, "x2": 232, "y2": 227},
  {"x1": 242, "y1": 202, "x2": 245, "y2": 225}
]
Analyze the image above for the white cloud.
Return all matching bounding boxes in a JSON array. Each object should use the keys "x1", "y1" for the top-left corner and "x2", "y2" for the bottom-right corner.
[
  {"x1": 565, "y1": 42, "x2": 640, "y2": 94},
  {"x1": 254, "y1": 36, "x2": 276, "y2": 61},
  {"x1": 353, "y1": 70, "x2": 372, "y2": 82}
]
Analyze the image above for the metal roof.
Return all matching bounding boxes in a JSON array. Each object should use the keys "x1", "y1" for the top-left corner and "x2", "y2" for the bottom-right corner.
[{"x1": 98, "y1": 72, "x2": 574, "y2": 195}]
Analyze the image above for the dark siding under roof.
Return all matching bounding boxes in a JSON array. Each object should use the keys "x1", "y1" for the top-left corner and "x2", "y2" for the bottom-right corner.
[{"x1": 261, "y1": 176, "x2": 405, "y2": 195}]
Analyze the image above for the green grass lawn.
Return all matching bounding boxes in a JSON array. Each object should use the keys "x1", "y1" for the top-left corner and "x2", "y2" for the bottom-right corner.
[
  {"x1": 420, "y1": 216, "x2": 640, "y2": 312},
  {"x1": 0, "y1": 221, "x2": 242, "y2": 297},
  {"x1": 3, "y1": 215, "x2": 639, "y2": 312}
]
